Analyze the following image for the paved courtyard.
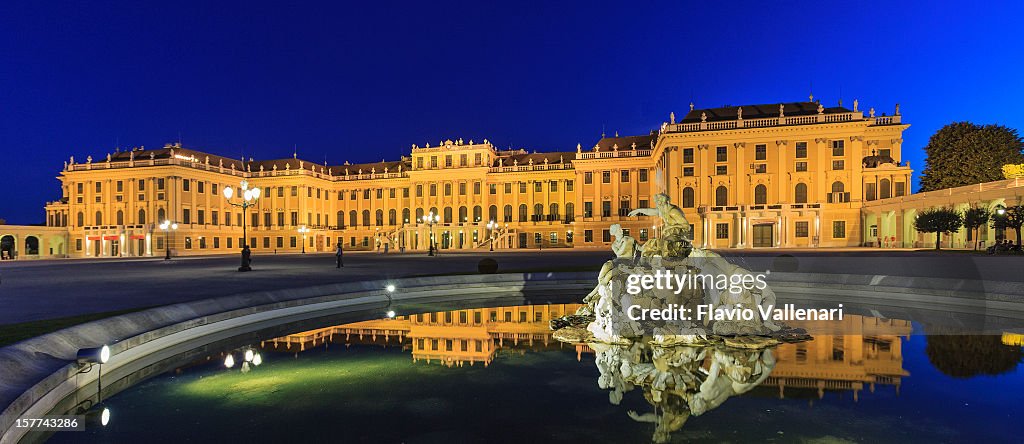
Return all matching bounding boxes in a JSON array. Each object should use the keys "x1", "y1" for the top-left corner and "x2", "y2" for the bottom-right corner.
[{"x1": 0, "y1": 248, "x2": 1021, "y2": 324}]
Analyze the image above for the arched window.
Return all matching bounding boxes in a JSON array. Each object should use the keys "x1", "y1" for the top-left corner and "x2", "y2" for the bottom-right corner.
[
  {"x1": 488, "y1": 205, "x2": 498, "y2": 222},
  {"x1": 519, "y1": 204, "x2": 528, "y2": 222},
  {"x1": 337, "y1": 211, "x2": 345, "y2": 228},
  {"x1": 388, "y1": 209, "x2": 397, "y2": 225},
  {"x1": 458, "y1": 206, "x2": 468, "y2": 223},
  {"x1": 830, "y1": 181, "x2": 846, "y2": 203},
  {"x1": 550, "y1": 203, "x2": 560, "y2": 220},
  {"x1": 794, "y1": 183, "x2": 808, "y2": 204},
  {"x1": 429, "y1": 207, "x2": 439, "y2": 219},
  {"x1": 504, "y1": 205, "x2": 513, "y2": 222},
  {"x1": 533, "y1": 204, "x2": 544, "y2": 221},
  {"x1": 362, "y1": 210, "x2": 370, "y2": 227},
  {"x1": 473, "y1": 205, "x2": 482, "y2": 222},
  {"x1": 375, "y1": 209, "x2": 384, "y2": 226},
  {"x1": 157, "y1": 208, "x2": 166, "y2": 223},
  {"x1": 95, "y1": 211, "x2": 103, "y2": 225},
  {"x1": 682, "y1": 187, "x2": 695, "y2": 208},
  {"x1": 349, "y1": 210, "x2": 358, "y2": 227},
  {"x1": 402, "y1": 208, "x2": 410, "y2": 224},
  {"x1": 415, "y1": 208, "x2": 424, "y2": 223},
  {"x1": 879, "y1": 178, "x2": 891, "y2": 199},
  {"x1": 138, "y1": 209, "x2": 146, "y2": 225},
  {"x1": 77, "y1": 212, "x2": 84, "y2": 227},
  {"x1": 754, "y1": 184, "x2": 768, "y2": 205},
  {"x1": 443, "y1": 207, "x2": 453, "y2": 224},
  {"x1": 565, "y1": 203, "x2": 575, "y2": 221},
  {"x1": 715, "y1": 186, "x2": 728, "y2": 206},
  {"x1": 116, "y1": 210, "x2": 124, "y2": 225}
]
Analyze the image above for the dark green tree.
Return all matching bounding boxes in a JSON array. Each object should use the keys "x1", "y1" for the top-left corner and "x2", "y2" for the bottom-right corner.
[
  {"x1": 992, "y1": 204, "x2": 1024, "y2": 246},
  {"x1": 919, "y1": 122, "x2": 1024, "y2": 192},
  {"x1": 926, "y1": 334, "x2": 1023, "y2": 378},
  {"x1": 962, "y1": 207, "x2": 990, "y2": 250},
  {"x1": 913, "y1": 208, "x2": 963, "y2": 250}
]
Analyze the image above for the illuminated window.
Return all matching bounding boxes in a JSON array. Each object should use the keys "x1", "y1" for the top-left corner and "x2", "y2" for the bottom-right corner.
[
  {"x1": 715, "y1": 223, "x2": 729, "y2": 239},
  {"x1": 833, "y1": 221, "x2": 846, "y2": 238},
  {"x1": 795, "y1": 221, "x2": 809, "y2": 238}
]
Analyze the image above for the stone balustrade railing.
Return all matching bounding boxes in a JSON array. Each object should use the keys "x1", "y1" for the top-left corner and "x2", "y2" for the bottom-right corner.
[
  {"x1": 64, "y1": 157, "x2": 410, "y2": 181},
  {"x1": 697, "y1": 202, "x2": 824, "y2": 214},
  {"x1": 664, "y1": 112, "x2": 901, "y2": 133},
  {"x1": 488, "y1": 163, "x2": 574, "y2": 173},
  {"x1": 575, "y1": 149, "x2": 652, "y2": 160}
]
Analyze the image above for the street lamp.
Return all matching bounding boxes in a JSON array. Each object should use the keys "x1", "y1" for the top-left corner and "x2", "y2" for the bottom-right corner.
[
  {"x1": 222, "y1": 179, "x2": 261, "y2": 271},
  {"x1": 298, "y1": 225, "x2": 310, "y2": 253},
  {"x1": 487, "y1": 220, "x2": 498, "y2": 251},
  {"x1": 159, "y1": 220, "x2": 178, "y2": 260},
  {"x1": 421, "y1": 211, "x2": 440, "y2": 256}
]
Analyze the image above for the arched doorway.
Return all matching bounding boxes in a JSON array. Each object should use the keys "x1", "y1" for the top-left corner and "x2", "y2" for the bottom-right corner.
[
  {"x1": 24, "y1": 236, "x2": 40, "y2": 255},
  {"x1": 0, "y1": 235, "x2": 14, "y2": 260}
]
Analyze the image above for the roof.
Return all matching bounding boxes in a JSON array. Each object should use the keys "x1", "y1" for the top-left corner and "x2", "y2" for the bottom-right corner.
[
  {"x1": 681, "y1": 102, "x2": 852, "y2": 123},
  {"x1": 109, "y1": 147, "x2": 248, "y2": 170},
  {"x1": 591, "y1": 132, "x2": 657, "y2": 151}
]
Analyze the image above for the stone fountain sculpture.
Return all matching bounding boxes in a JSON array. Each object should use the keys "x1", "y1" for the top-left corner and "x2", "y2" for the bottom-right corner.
[{"x1": 550, "y1": 192, "x2": 809, "y2": 442}]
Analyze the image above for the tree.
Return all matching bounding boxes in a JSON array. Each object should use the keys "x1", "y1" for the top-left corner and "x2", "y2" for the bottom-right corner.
[
  {"x1": 919, "y1": 122, "x2": 1024, "y2": 192},
  {"x1": 913, "y1": 208, "x2": 963, "y2": 250},
  {"x1": 926, "y1": 334, "x2": 1023, "y2": 378},
  {"x1": 962, "y1": 207, "x2": 990, "y2": 250},
  {"x1": 992, "y1": 205, "x2": 1024, "y2": 246}
]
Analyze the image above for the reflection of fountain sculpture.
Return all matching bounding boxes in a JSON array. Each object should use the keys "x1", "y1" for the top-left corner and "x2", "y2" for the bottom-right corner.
[
  {"x1": 592, "y1": 340, "x2": 777, "y2": 443},
  {"x1": 552, "y1": 193, "x2": 809, "y2": 442}
]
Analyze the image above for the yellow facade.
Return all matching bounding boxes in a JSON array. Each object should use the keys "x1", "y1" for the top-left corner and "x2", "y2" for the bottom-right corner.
[
  {"x1": 39, "y1": 100, "x2": 911, "y2": 257},
  {"x1": 266, "y1": 304, "x2": 583, "y2": 367},
  {"x1": 861, "y1": 177, "x2": 1024, "y2": 248}
]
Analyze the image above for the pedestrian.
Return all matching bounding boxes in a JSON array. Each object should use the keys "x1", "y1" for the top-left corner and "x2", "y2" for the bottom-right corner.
[{"x1": 336, "y1": 243, "x2": 344, "y2": 268}]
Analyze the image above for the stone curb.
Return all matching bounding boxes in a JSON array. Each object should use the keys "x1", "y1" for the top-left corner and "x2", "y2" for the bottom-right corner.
[{"x1": 0, "y1": 271, "x2": 596, "y2": 442}]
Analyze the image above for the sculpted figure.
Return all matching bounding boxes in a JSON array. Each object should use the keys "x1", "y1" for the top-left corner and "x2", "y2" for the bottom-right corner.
[
  {"x1": 688, "y1": 348, "x2": 775, "y2": 416},
  {"x1": 583, "y1": 224, "x2": 636, "y2": 305},
  {"x1": 629, "y1": 193, "x2": 691, "y2": 239},
  {"x1": 629, "y1": 193, "x2": 692, "y2": 258}
]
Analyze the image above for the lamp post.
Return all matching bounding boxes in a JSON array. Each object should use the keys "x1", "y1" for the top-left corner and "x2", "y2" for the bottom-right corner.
[
  {"x1": 222, "y1": 179, "x2": 261, "y2": 271},
  {"x1": 421, "y1": 211, "x2": 440, "y2": 256},
  {"x1": 298, "y1": 225, "x2": 310, "y2": 253},
  {"x1": 487, "y1": 220, "x2": 498, "y2": 251},
  {"x1": 994, "y1": 204, "x2": 1008, "y2": 243},
  {"x1": 159, "y1": 220, "x2": 178, "y2": 260}
]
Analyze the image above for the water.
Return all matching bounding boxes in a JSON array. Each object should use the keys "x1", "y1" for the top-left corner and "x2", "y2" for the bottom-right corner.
[{"x1": 48, "y1": 304, "x2": 1024, "y2": 443}]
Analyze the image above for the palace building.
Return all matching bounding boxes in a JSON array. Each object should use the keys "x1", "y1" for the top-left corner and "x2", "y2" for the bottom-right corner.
[{"x1": 15, "y1": 99, "x2": 912, "y2": 258}]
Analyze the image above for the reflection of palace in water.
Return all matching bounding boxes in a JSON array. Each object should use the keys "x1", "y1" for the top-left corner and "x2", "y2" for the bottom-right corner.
[
  {"x1": 767, "y1": 315, "x2": 911, "y2": 401},
  {"x1": 264, "y1": 304, "x2": 589, "y2": 367},
  {"x1": 268, "y1": 306, "x2": 910, "y2": 399}
]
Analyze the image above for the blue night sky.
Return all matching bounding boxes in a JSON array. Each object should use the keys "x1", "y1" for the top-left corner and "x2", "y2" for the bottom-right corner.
[{"x1": 2, "y1": 1, "x2": 1023, "y2": 224}]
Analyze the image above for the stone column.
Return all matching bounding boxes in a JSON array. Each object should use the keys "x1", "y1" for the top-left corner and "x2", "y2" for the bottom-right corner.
[
  {"x1": 813, "y1": 138, "x2": 828, "y2": 202},
  {"x1": 777, "y1": 140, "x2": 788, "y2": 203},
  {"x1": 734, "y1": 143, "x2": 746, "y2": 205},
  {"x1": 850, "y1": 136, "x2": 865, "y2": 200}
]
